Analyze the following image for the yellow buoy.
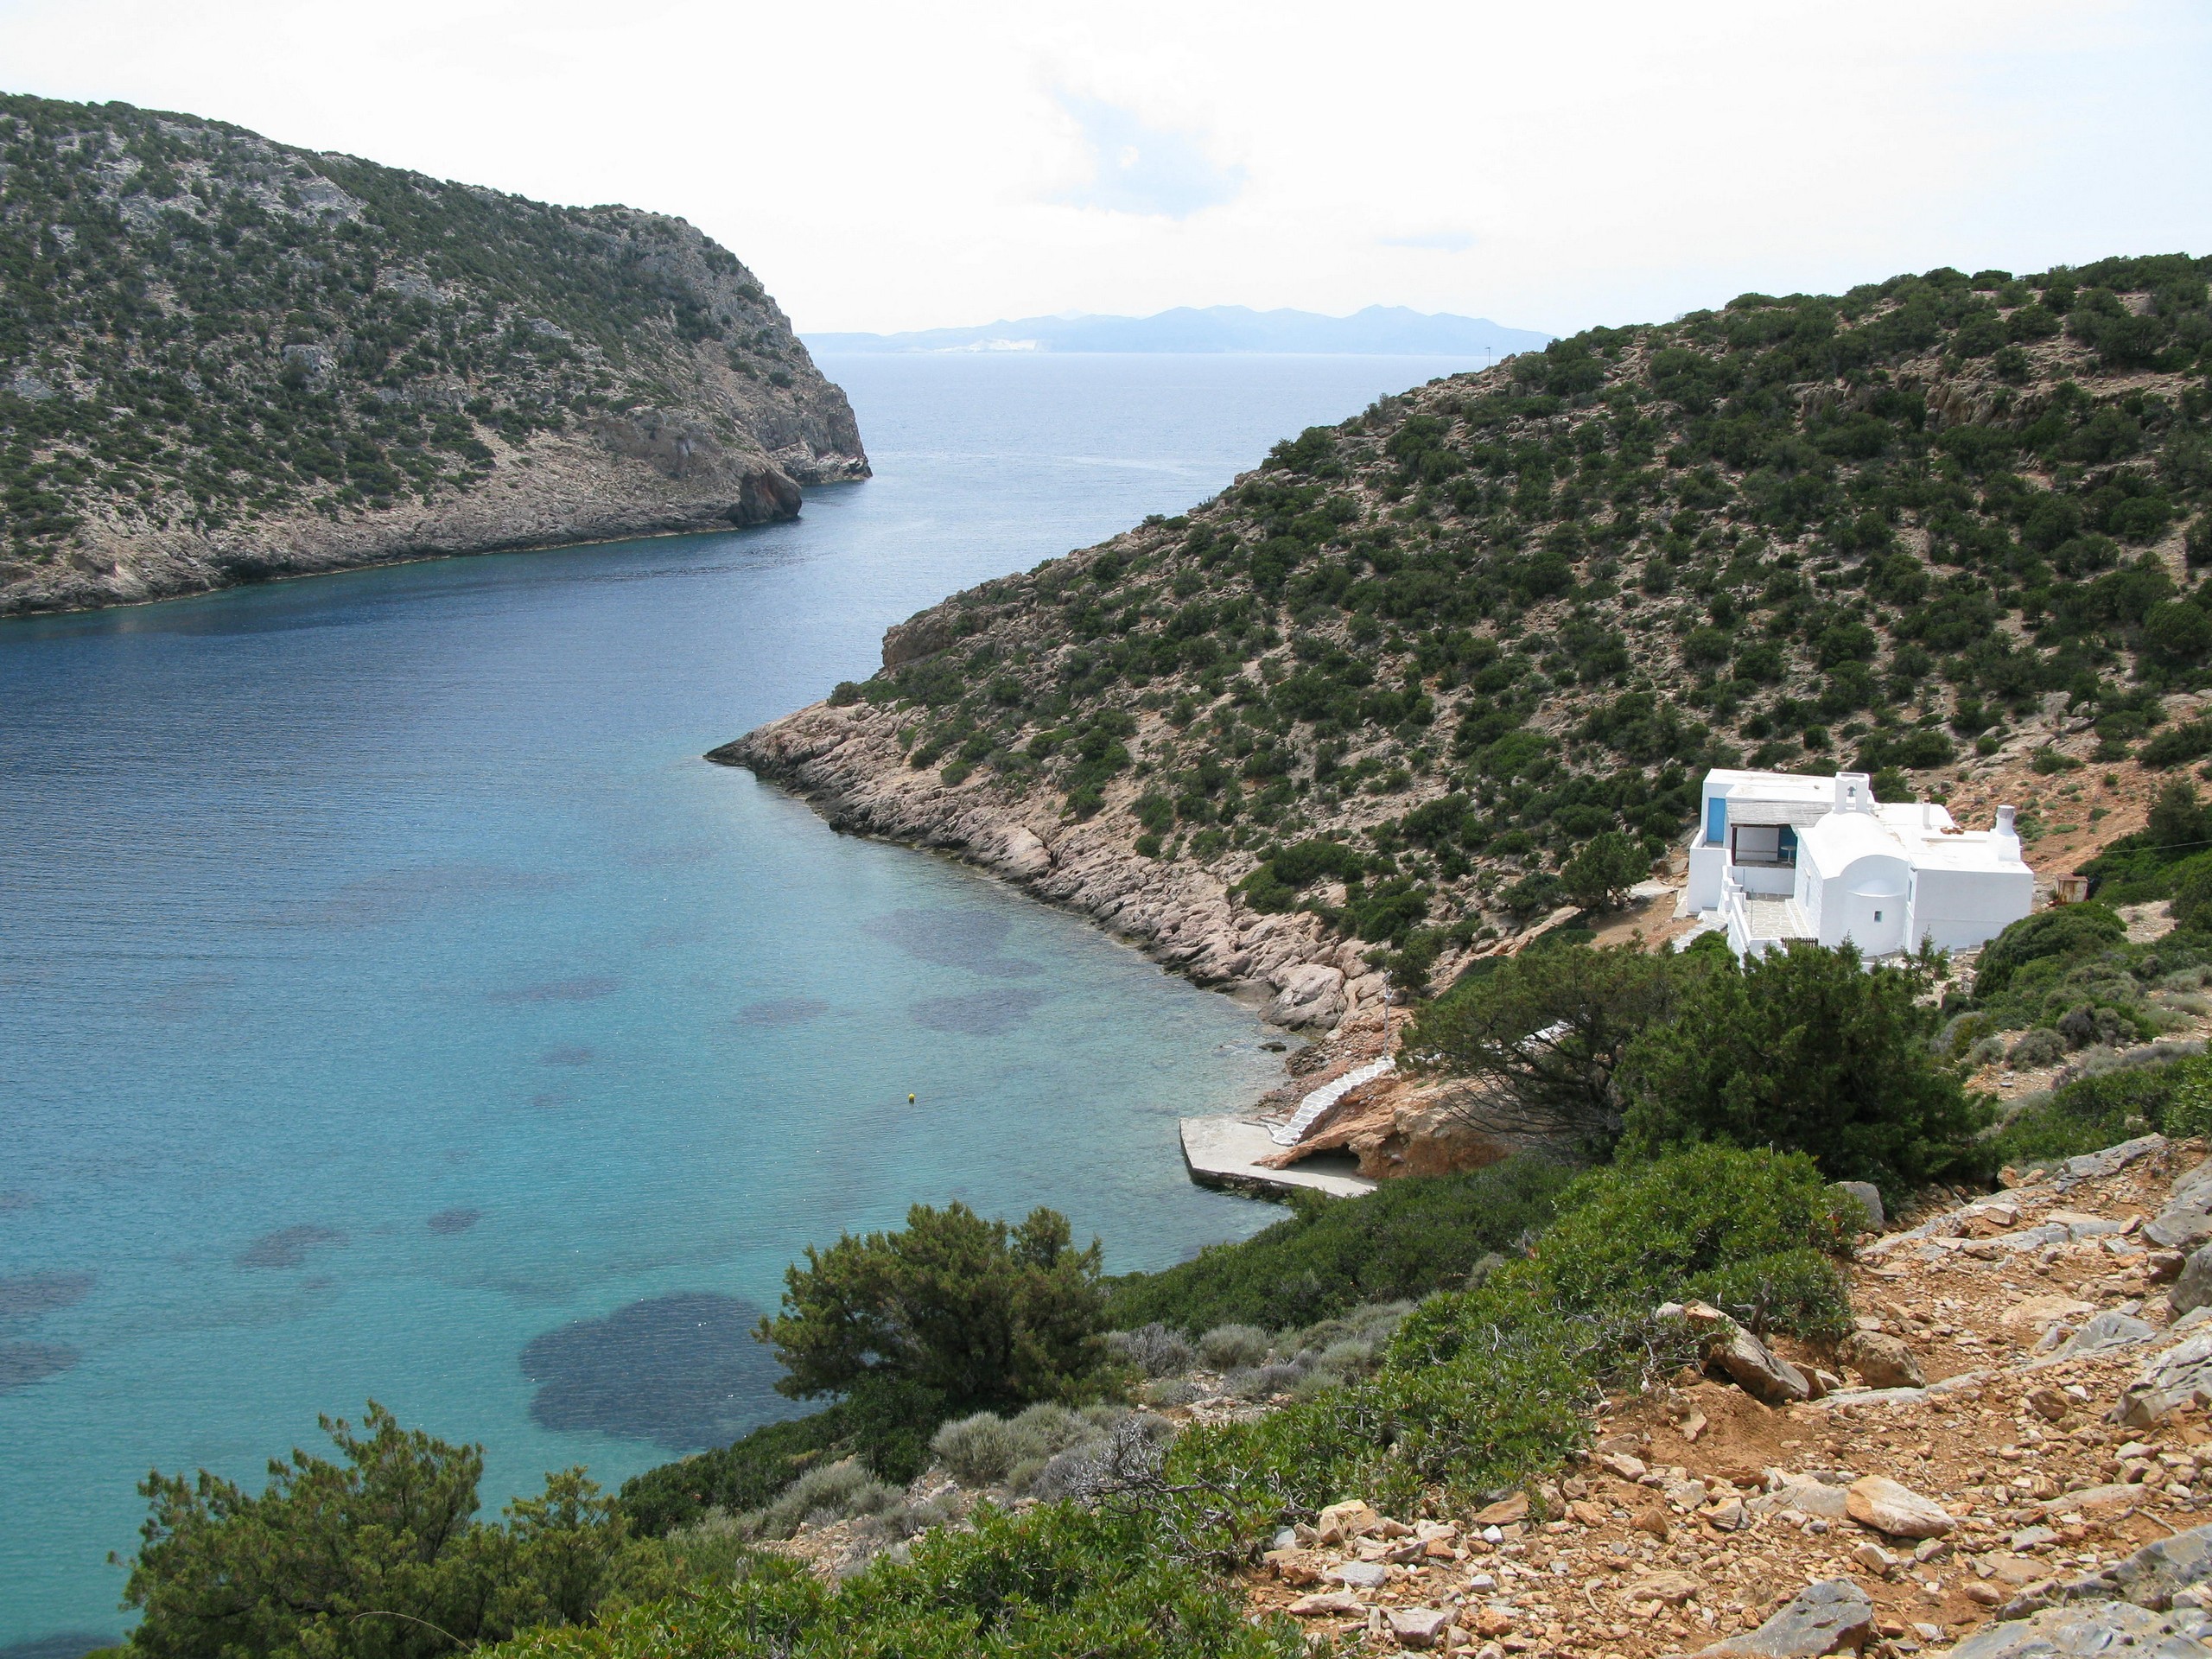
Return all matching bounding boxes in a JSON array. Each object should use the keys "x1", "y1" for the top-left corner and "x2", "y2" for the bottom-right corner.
[{"x1": 908, "y1": 1092, "x2": 917, "y2": 1103}]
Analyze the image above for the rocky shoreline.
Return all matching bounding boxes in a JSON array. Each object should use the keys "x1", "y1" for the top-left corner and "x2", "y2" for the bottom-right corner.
[
  {"x1": 2, "y1": 414, "x2": 868, "y2": 617},
  {"x1": 711, "y1": 690, "x2": 1442, "y2": 1171},
  {"x1": 713, "y1": 696, "x2": 1386, "y2": 1040}
]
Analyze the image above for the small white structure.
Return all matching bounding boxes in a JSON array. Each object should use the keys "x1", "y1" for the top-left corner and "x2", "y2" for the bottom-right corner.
[{"x1": 1683, "y1": 768, "x2": 2034, "y2": 959}]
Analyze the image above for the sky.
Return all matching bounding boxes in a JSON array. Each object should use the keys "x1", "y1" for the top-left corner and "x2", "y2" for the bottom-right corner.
[{"x1": 3, "y1": 0, "x2": 2209, "y2": 337}]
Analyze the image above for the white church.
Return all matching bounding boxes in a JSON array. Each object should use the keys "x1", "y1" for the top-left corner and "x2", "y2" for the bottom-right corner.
[{"x1": 1683, "y1": 768, "x2": 2037, "y2": 960}]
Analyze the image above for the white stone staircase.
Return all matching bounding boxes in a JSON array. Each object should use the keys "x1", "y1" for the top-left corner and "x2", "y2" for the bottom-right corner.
[{"x1": 1268, "y1": 1057, "x2": 1395, "y2": 1147}]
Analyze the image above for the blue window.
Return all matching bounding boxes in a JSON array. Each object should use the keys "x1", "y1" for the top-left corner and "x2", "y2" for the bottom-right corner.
[{"x1": 1706, "y1": 797, "x2": 1727, "y2": 846}]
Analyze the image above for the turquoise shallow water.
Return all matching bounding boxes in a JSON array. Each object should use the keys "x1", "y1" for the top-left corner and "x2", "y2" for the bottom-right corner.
[{"x1": 0, "y1": 353, "x2": 1483, "y2": 1648}]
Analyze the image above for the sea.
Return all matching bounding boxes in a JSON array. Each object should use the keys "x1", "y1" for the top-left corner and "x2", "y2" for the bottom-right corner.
[{"x1": 0, "y1": 352, "x2": 1484, "y2": 1650}]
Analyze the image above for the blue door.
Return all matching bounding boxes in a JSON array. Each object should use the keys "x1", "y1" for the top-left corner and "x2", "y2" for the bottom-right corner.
[
  {"x1": 1706, "y1": 797, "x2": 1727, "y2": 847},
  {"x1": 1777, "y1": 823, "x2": 1798, "y2": 864}
]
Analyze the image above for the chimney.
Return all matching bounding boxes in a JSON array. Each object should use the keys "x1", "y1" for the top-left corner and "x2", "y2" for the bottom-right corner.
[{"x1": 1994, "y1": 804, "x2": 2022, "y2": 862}]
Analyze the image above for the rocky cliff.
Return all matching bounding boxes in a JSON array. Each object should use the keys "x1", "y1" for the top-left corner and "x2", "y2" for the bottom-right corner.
[{"x1": 0, "y1": 92, "x2": 866, "y2": 614}]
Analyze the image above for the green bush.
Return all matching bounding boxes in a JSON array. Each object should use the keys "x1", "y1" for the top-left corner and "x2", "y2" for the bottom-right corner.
[
  {"x1": 759, "y1": 1203, "x2": 1115, "y2": 1417},
  {"x1": 486, "y1": 1504, "x2": 1302, "y2": 1659},
  {"x1": 1975, "y1": 905, "x2": 2129, "y2": 997},
  {"x1": 2177, "y1": 856, "x2": 2212, "y2": 931},
  {"x1": 1102, "y1": 1154, "x2": 1574, "y2": 1334},
  {"x1": 121, "y1": 1404, "x2": 658, "y2": 1659},
  {"x1": 1537, "y1": 1145, "x2": 1856, "y2": 1329},
  {"x1": 1619, "y1": 943, "x2": 1989, "y2": 1202},
  {"x1": 1164, "y1": 1147, "x2": 1853, "y2": 1526},
  {"x1": 1986, "y1": 1052, "x2": 2210, "y2": 1166}
]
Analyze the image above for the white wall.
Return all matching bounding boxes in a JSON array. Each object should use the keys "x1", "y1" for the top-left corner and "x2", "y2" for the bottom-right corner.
[{"x1": 1910, "y1": 866, "x2": 2038, "y2": 951}]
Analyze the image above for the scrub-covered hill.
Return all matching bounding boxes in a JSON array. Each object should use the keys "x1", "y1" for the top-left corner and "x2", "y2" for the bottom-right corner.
[
  {"x1": 0, "y1": 92, "x2": 866, "y2": 614},
  {"x1": 725, "y1": 255, "x2": 2212, "y2": 1029}
]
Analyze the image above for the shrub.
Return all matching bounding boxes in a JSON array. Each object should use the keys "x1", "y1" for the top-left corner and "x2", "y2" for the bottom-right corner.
[
  {"x1": 930, "y1": 1412, "x2": 1022, "y2": 1486},
  {"x1": 123, "y1": 1404, "x2": 645, "y2": 1659},
  {"x1": 489, "y1": 1504, "x2": 1305, "y2": 1659},
  {"x1": 2177, "y1": 859, "x2": 2212, "y2": 931},
  {"x1": 1160, "y1": 1147, "x2": 1855, "y2": 1532},
  {"x1": 1684, "y1": 1247, "x2": 1856, "y2": 1342},
  {"x1": 1197, "y1": 1324, "x2": 1270, "y2": 1370},
  {"x1": 1986, "y1": 1051, "x2": 2209, "y2": 1166},
  {"x1": 1026, "y1": 1416, "x2": 1173, "y2": 1503},
  {"x1": 1102, "y1": 1154, "x2": 1573, "y2": 1334},
  {"x1": 751, "y1": 1459, "x2": 898, "y2": 1540},
  {"x1": 758, "y1": 1202, "x2": 1114, "y2": 1416},
  {"x1": 1974, "y1": 905, "x2": 2126, "y2": 996},
  {"x1": 1103, "y1": 1322, "x2": 1196, "y2": 1378},
  {"x1": 1619, "y1": 943, "x2": 1990, "y2": 1202},
  {"x1": 1007, "y1": 1402, "x2": 1096, "y2": 1459},
  {"x1": 619, "y1": 1408, "x2": 841, "y2": 1537},
  {"x1": 1537, "y1": 1145, "x2": 1856, "y2": 1324},
  {"x1": 1981, "y1": 915, "x2": 2132, "y2": 995},
  {"x1": 2010, "y1": 1027, "x2": 2070, "y2": 1068}
]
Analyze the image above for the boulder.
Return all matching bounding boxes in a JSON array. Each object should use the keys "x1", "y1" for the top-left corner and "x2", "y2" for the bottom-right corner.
[
  {"x1": 1630, "y1": 1571, "x2": 1703, "y2": 1605},
  {"x1": 1388, "y1": 1607, "x2": 1454, "y2": 1649},
  {"x1": 1708, "y1": 1323, "x2": 1813, "y2": 1405},
  {"x1": 1839, "y1": 1330, "x2": 1926, "y2": 1389},
  {"x1": 2173, "y1": 1243, "x2": 2212, "y2": 1319},
  {"x1": 1326, "y1": 1560, "x2": 1389, "y2": 1589},
  {"x1": 1692, "y1": 1579, "x2": 1874, "y2": 1657},
  {"x1": 1834, "y1": 1181, "x2": 1885, "y2": 1230},
  {"x1": 1846, "y1": 1475, "x2": 1955, "y2": 1539},
  {"x1": 1316, "y1": 1497, "x2": 1384, "y2": 1542},
  {"x1": 1948, "y1": 1602, "x2": 2211, "y2": 1658},
  {"x1": 1751, "y1": 1479, "x2": 1851, "y2": 1521},
  {"x1": 2055, "y1": 1135, "x2": 2168, "y2": 1192},
  {"x1": 2131, "y1": 1331, "x2": 2212, "y2": 1422},
  {"x1": 988, "y1": 826, "x2": 1052, "y2": 880},
  {"x1": 2045, "y1": 1483, "x2": 2150, "y2": 1516},
  {"x1": 1471, "y1": 1492, "x2": 1529, "y2": 1527},
  {"x1": 1267, "y1": 963, "x2": 1346, "y2": 1031},
  {"x1": 2059, "y1": 1312, "x2": 2158, "y2": 1357},
  {"x1": 1288, "y1": 1590, "x2": 1366, "y2": 1618},
  {"x1": 2148, "y1": 1159, "x2": 2212, "y2": 1250},
  {"x1": 2001, "y1": 1524, "x2": 2212, "y2": 1618},
  {"x1": 2003, "y1": 1294, "x2": 2099, "y2": 1331}
]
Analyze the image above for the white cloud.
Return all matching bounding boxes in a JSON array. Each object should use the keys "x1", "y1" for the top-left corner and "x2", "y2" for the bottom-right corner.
[
  {"x1": 0, "y1": 0, "x2": 2205, "y2": 334},
  {"x1": 1051, "y1": 92, "x2": 1246, "y2": 219},
  {"x1": 1379, "y1": 232, "x2": 1480, "y2": 254}
]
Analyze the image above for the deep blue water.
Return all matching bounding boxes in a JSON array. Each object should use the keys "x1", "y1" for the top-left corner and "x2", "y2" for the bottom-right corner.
[{"x1": 0, "y1": 353, "x2": 1483, "y2": 1646}]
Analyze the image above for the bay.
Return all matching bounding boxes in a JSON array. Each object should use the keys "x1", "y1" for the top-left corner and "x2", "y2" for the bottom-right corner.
[{"x1": 0, "y1": 352, "x2": 1481, "y2": 1648}]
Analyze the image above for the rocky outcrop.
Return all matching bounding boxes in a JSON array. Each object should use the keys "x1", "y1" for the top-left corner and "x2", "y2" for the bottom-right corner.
[{"x1": 1261, "y1": 1076, "x2": 1521, "y2": 1179}]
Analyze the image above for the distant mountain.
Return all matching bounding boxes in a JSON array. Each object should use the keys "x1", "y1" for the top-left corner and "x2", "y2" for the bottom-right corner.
[{"x1": 804, "y1": 305, "x2": 1551, "y2": 358}]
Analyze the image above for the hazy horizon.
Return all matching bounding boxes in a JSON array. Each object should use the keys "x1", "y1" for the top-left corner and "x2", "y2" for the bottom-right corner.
[{"x1": 0, "y1": 0, "x2": 2204, "y2": 340}]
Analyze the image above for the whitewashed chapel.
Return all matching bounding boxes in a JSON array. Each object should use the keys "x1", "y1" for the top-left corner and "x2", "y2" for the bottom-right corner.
[{"x1": 1683, "y1": 768, "x2": 2036, "y2": 959}]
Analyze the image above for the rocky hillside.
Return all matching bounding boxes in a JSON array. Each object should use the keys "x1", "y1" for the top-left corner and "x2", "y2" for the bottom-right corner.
[
  {"x1": 744, "y1": 1132, "x2": 2212, "y2": 1659},
  {"x1": 724, "y1": 254, "x2": 2212, "y2": 1037},
  {"x1": 0, "y1": 92, "x2": 867, "y2": 614}
]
